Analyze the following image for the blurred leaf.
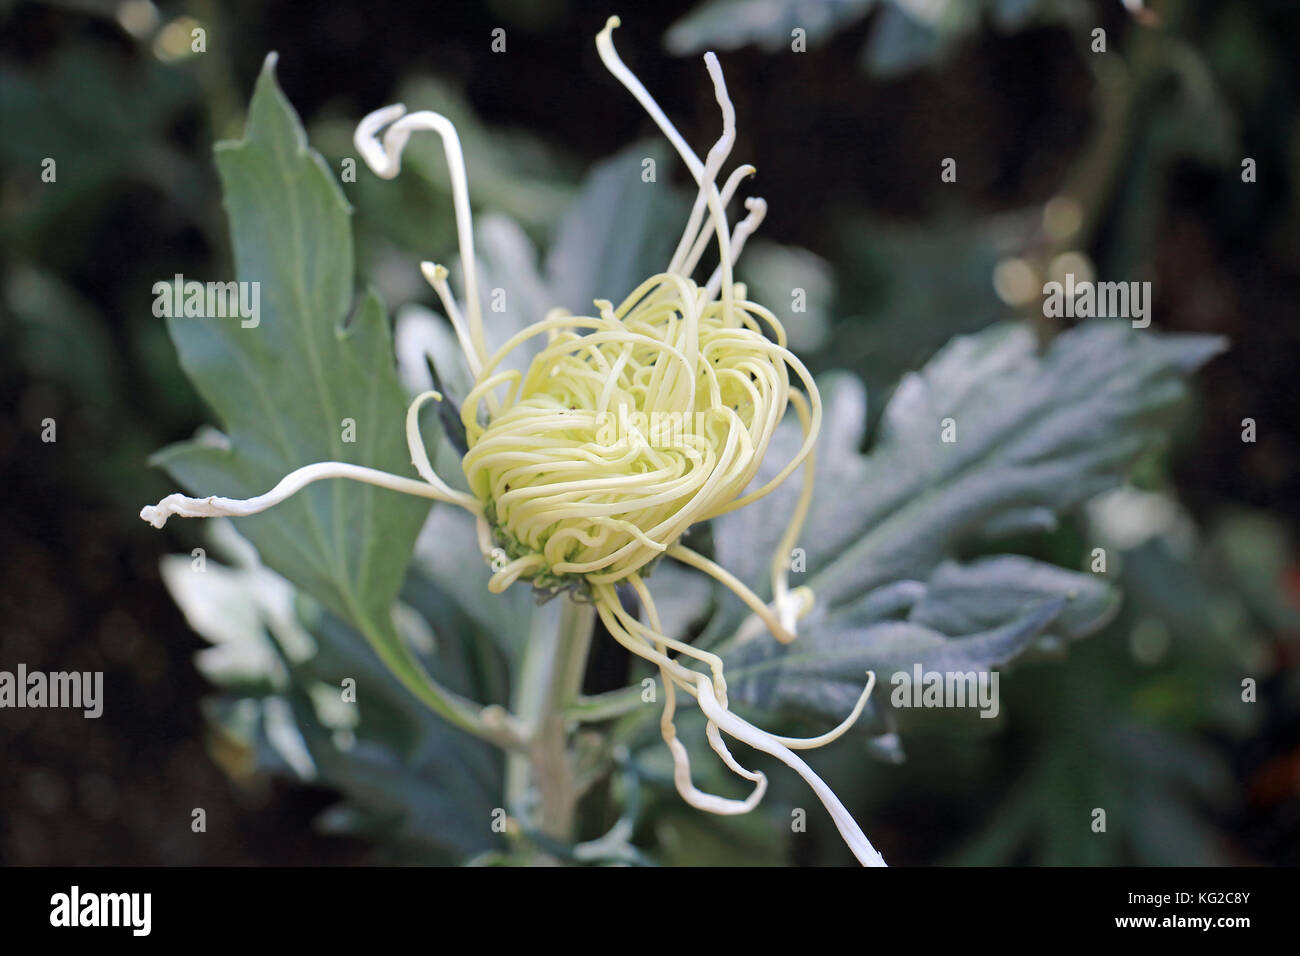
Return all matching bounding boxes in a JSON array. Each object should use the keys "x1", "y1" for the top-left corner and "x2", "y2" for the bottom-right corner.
[
  {"x1": 283, "y1": 606, "x2": 501, "y2": 862},
  {"x1": 0, "y1": 46, "x2": 197, "y2": 245},
  {"x1": 860, "y1": 1, "x2": 953, "y2": 77},
  {"x1": 829, "y1": 217, "x2": 1013, "y2": 407},
  {"x1": 943, "y1": 506, "x2": 1280, "y2": 865},
  {"x1": 3, "y1": 265, "x2": 118, "y2": 406},
  {"x1": 545, "y1": 142, "x2": 685, "y2": 315},
  {"x1": 1209, "y1": 510, "x2": 1300, "y2": 633},
  {"x1": 165, "y1": 520, "x2": 501, "y2": 863},
  {"x1": 950, "y1": 656, "x2": 1237, "y2": 866},
  {"x1": 665, "y1": 0, "x2": 1058, "y2": 76},
  {"x1": 738, "y1": 239, "x2": 834, "y2": 353},
  {"x1": 1101, "y1": 46, "x2": 1239, "y2": 279},
  {"x1": 1110, "y1": 536, "x2": 1269, "y2": 735},
  {"x1": 665, "y1": 0, "x2": 877, "y2": 54}
]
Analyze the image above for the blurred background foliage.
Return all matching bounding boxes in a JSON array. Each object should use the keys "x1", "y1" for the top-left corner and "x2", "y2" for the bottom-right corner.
[{"x1": 2, "y1": 0, "x2": 1298, "y2": 865}]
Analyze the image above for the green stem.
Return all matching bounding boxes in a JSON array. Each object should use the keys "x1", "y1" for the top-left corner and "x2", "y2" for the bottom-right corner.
[
  {"x1": 570, "y1": 684, "x2": 645, "y2": 723},
  {"x1": 352, "y1": 602, "x2": 527, "y2": 752},
  {"x1": 505, "y1": 596, "x2": 595, "y2": 843}
]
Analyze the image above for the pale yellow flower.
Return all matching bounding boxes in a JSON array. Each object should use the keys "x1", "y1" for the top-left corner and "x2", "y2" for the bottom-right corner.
[{"x1": 143, "y1": 16, "x2": 883, "y2": 866}]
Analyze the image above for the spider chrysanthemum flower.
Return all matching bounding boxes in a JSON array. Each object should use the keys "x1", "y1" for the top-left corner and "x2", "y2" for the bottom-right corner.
[{"x1": 143, "y1": 17, "x2": 885, "y2": 867}]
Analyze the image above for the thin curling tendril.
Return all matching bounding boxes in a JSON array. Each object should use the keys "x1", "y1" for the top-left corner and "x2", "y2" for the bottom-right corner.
[{"x1": 141, "y1": 15, "x2": 885, "y2": 867}]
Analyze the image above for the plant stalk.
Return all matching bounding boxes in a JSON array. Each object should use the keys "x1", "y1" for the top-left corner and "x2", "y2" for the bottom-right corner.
[{"x1": 505, "y1": 595, "x2": 595, "y2": 844}]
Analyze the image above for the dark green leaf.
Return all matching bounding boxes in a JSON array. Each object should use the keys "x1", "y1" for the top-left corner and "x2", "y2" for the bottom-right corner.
[
  {"x1": 151, "y1": 56, "x2": 434, "y2": 695},
  {"x1": 707, "y1": 321, "x2": 1222, "y2": 723}
]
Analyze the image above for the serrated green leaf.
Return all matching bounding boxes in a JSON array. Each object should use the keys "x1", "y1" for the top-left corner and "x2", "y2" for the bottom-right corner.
[
  {"x1": 150, "y1": 56, "x2": 439, "y2": 708},
  {"x1": 729, "y1": 601, "x2": 1064, "y2": 722},
  {"x1": 705, "y1": 321, "x2": 1222, "y2": 723},
  {"x1": 906, "y1": 555, "x2": 1119, "y2": 641}
]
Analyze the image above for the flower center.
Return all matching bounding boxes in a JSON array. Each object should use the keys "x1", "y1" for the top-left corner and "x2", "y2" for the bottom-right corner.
[{"x1": 462, "y1": 274, "x2": 792, "y2": 594}]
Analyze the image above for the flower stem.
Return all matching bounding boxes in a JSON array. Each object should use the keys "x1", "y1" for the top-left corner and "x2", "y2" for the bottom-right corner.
[
  {"x1": 569, "y1": 684, "x2": 645, "y2": 723},
  {"x1": 506, "y1": 596, "x2": 595, "y2": 843}
]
